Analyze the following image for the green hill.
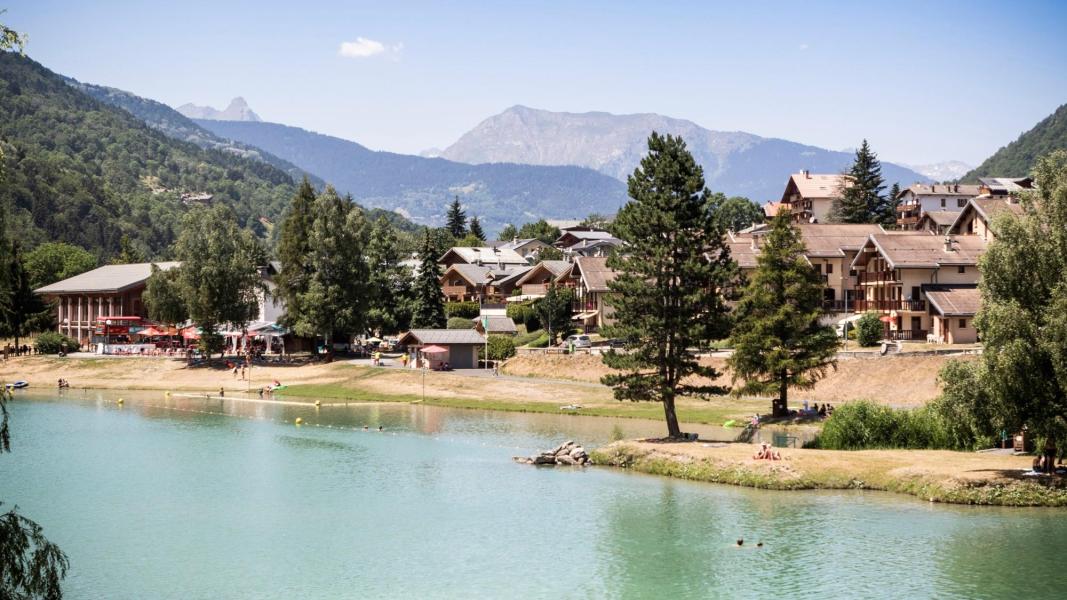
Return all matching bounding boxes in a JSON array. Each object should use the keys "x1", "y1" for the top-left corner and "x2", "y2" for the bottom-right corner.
[
  {"x1": 962, "y1": 103, "x2": 1067, "y2": 181},
  {"x1": 0, "y1": 51, "x2": 296, "y2": 259}
]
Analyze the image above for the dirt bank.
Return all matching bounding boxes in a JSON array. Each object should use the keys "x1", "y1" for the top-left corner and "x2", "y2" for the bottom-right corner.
[
  {"x1": 503, "y1": 352, "x2": 975, "y2": 406},
  {"x1": 591, "y1": 440, "x2": 1067, "y2": 507}
]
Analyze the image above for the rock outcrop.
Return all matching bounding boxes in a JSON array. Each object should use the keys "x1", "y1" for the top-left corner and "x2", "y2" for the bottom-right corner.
[{"x1": 515, "y1": 441, "x2": 589, "y2": 466}]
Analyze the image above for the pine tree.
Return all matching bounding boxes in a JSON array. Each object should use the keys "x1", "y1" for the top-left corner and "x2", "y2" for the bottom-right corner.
[
  {"x1": 469, "y1": 216, "x2": 486, "y2": 241},
  {"x1": 366, "y1": 216, "x2": 413, "y2": 334},
  {"x1": 727, "y1": 213, "x2": 839, "y2": 417},
  {"x1": 831, "y1": 140, "x2": 886, "y2": 223},
  {"x1": 411, "y1": 230, "x2": 446, "y2": 329},
  {"x1": 445, "y1": 196, "x2": 467, "y2": 239},
  {"x1": 601, "y1": 133, "x2": 738, "y2": 439},
  {"x1": 0, "y1": 241, "x2": 48, "y2": 349},
  {"x1": 881, "y1": 182, "x2": 901, "y2": 227},
  {"x1": 276, "y1": 177, "x2": 317, "y2": 327},
  {"x1": 498, "y1": 224, "x2": 519, "y2": 241}
]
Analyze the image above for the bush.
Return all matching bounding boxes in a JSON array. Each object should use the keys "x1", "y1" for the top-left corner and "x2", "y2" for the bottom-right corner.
[
  {"x1": 479, "y1": 335, "x2": 516, "y2": 361},
  {"x1": 808, "y1": 400, "x2": 956, "y2": 450},
  {"x1": 506, "y1": 302, "x2": 541, "y2": 331},
  {"x1": 855, "y1": 312, "x2": 884, "y2": 347},
  {"x1": 445, "y1": 301, "x2": 479, "y2": 319},
  {"x1": 447, "y1": 316, "x2": 476, "y2": 330},
  {"x1": 513, "y1": 328, "x2": 545, "y2": 346},
  {"x1": 34, "y1": 331, "x2": 80, "y2": 354},
  {"x1": 527, "y1": 331, "x2": 551, "y2": 348}
]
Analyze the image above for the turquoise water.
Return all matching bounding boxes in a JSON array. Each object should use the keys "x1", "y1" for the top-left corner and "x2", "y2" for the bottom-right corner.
[{"x1": 2, "y1": 390, "x2": 1066, "y2": 599}]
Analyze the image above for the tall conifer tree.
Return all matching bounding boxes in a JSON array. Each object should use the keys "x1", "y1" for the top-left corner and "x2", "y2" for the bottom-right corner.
[
  {"x1": 366, "y1": 216, "x2": 413, "y2": 334},
  {"x1": 727, "y1": 214, "x2": 839, "y2": 416},
  {"x1": 882, "y1": 182, "x2": 901, "y2": 227},
  {"x1": 411, "y1": 231, "x2": 446, "y2": 329},
  {"x1": 276, "y1": 177, "x2": 316, "y2": 326},
  {"x1": 445, "y1": 196, "x2": 467, "y2": 239},
  {"x1": 831, "y1": 140, "x2": 886, "y2": 223},
  {"x1": 468, "y1": 216, "x2": 486, "y2": 241},
  {"x1": 601, "y1": 133, "x2": 737, "y2": 439}
]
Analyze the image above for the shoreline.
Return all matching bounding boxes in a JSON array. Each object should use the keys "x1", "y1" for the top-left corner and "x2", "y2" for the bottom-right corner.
[{"x1": 590, "y1": 441, "x2": 1067, "y2": 508}]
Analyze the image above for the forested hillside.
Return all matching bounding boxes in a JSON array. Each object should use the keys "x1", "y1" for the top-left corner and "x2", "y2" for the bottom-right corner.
[
  {"x1": 962, "y1": 103, "x2": 1067, "y2": 181},
  {"x1": 0, "y1": 52, "x2": 295, "y2": 259}
]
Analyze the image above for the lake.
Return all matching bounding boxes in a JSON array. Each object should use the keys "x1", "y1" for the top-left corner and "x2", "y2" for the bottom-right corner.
[{"x1": 2, "y1": 390, "x2": 1066, "y2": 599}]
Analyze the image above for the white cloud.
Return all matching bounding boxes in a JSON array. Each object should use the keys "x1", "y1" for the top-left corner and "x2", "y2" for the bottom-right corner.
[
  {"x1": 799, "y1": 43, "x2": 809, "y2": 51},
  {"x1": 338, "y1": 37, "x2": 402, "y2": 59}
]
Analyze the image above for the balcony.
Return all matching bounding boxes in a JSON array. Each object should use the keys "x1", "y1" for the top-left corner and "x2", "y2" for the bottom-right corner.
[
  {"x1": 521, "y1": 283, "x2": 551, "y2": 295},
  {"x1": 889, "y1": 329, "x2": 929, "y2": 341},
  {"x1": 896, "y1": 202, "x2": 921, "y2": 213},
  {"x1": 856, "y1": 270, "x2": 900, "y2": 285},
  {"x1": 822, "y1": 299, "x2": 849, "y2": 312},
  {"x1": 896, "y1": 215, "x2": 920, "y2": 226},
  {"x1": 852, "y1": 299, "x2": 926, "y2": 312},
  {"x1": 443, "y1": 285, "x2": 472, "y2": 299}
]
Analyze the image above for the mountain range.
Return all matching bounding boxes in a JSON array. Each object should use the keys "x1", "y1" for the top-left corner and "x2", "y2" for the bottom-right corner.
[
  {"x1": 177, "y1": 97, "x2": 261, "y2": 122},
  {"x1": 192, "y1": 119, "x2": 629, "y2": 233},
  {"x1": 438, "y1": 105, "x2": 932, "y2": 200},
  {"x1": 961, "y1": 103, "x2": 1067, "y2": 182},
  {"x1": 902, "y1": 161, "x2": 973, "y2": 182}
]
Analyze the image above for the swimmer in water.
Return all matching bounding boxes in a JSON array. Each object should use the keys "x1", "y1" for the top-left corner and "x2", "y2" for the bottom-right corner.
[
  {"x1": 756, "y1": 542, "x2": 764, "y2": 548},
  {"x1": 378, "y1": 425, "x2": 383, "y2": 431},
  {"x1": 736, "y1": 539, "x2": 744, "y2": 547}
]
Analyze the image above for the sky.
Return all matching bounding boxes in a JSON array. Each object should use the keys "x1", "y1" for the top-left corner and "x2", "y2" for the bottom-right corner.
[{"x1": 6, "y1": 0, "x2": 1067, "y2": 165}]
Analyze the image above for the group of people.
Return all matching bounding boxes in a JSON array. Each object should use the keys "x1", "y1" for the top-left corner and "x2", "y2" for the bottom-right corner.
[
  {"x1": 753, "y1": 442, "x2": 782, "y2": 461},
  {"x1": 227, "y1": 361, "x2": 248, "y2": 380},
  {"x1": 800, "y1": 400, "x2": 835, "y2": 418},
  {"x1": 4, "y1": 344, "x2": 42, "y2": 359},
  {"x1": 57, "y1": 378, "x2": 70, "y2": 388}
]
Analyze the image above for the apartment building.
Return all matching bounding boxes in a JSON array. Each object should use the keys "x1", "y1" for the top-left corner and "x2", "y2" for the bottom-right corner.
[
  {"x1": 779, "y1": 171, "x2": 850, "y2": 223},
  {"x1": 895, "y1": 183, "x2": 981, "y2": 229}
]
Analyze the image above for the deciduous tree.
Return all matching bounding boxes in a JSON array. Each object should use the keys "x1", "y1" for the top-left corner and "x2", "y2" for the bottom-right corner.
[
  {"x1": 143, "y1": 265, "x2": 188, "y2": 326},
  {"x1": 601, "y1": 133, "x2": 737, "y2": 438},
  {"x1": 533, "y1": 285, "x2": 573, "y2": 345},
  {"x1": 715, "y1": 195, "x2": 765, "y2": 232},
  {"x1": 24, "y1": 242, "x2": 96, "y2": 289},
  {"x1": 727, "y1": 214, "x2": 839, "y2": 417},
  {"x1": 366, "y1": 216, "x2": 413, "y2": 335}
]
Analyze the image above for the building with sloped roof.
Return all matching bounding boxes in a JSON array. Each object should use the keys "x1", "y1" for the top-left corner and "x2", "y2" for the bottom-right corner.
[
  {"x1": 948, "y1": 197, "x2": 1025, "y2": 241},
  {"x1": 438, "y1": 246, "x2": 529, "y2": 269},
  {"x1": 779, "y1": 171, "x2": 851, "y2": 223},
  {"x1": 397, "y1": 328, "x2": 485, "y2": 369},
  {"x1": 895, "y1": 183, "x2": 982, "y2": 229},
  {"x1": 564, "y1": 256, "x2": 619, "y2": 330}
]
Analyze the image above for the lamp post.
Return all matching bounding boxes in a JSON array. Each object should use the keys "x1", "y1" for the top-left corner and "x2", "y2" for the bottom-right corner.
[{"x1": 104, "y1": 319, "x2": 112, "y2": 354}]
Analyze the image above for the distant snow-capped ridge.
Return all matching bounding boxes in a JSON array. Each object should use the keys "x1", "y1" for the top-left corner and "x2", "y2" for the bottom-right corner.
[{"x1": 176, "y1": 97, "x2": 261, "y2": 122}]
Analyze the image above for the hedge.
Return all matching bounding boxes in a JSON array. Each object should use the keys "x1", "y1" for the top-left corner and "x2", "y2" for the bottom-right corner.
[{"x1": 445, "y1": 302, "x2": 479, "y2": 319}]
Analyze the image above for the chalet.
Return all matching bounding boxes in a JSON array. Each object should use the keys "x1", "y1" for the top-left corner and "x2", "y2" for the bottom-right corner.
[
  {"x1": 977, "y1": 177, "x2": 1032, "y2": 197},
  {"x1": 850, "y1": 233, "x2": 986, "y2": 341},
  {"x1": 895, "y1": 183, "x2": 981, "y2": 229},
  {"x1": 440, "y1": 264, "x2": 531, "y2": 302},
  {"x1": 512, "y1": 260, "x2": 572, "y2": 297},
  {"x1": 915, "y1": 210, "x2": 959, "y2": 235},
  {"x1": 564, "y1": 238, "x2": 622, "y2": 258},
  {"x1": 553, "y1": 228, "x2": 617, "y2": 249},
  {"x1": 35, "y1": 262, "x2": 180, "y2": 344},
  {"x1": 779, "y1": 171, "x2": 850, "y2": 223},
  {"x1": 726, "y1": 223, "x2": 883, "y2": 312},
  {"x1": 565, "y1": 256, "x2": 619, "y2": 331},
  {"x1": 923, "y1": 285, "x2": 980, "y2": 344},
  {"x1": 438, "y1": 246, "x2": 528, "y2": 269},
  {"x1": 496, "y1": 238, "x2": 550, "y2": 260},
  {"x1": 948, "y1": 197, "x2": 1024, "y2": 241}
]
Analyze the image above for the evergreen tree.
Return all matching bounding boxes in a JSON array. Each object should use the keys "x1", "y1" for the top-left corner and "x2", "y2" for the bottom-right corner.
[
  {"x1": 0, "y1": 241, "x2": 48, "y2": 349},
  {"x1": 468, "y1": 216, "x2": 486, "y2": 241},
  {"x1": 831, "y1": 140, "x2": 886, "y2": 223},
  {"x1": 289, "y1": 189, "x2": 370, "y2": 348},
  {"x1": 601, "y1": 133, "x2": 738, "y2": 439},
  {"x1": 727, "y1": 214, "x2": 839, "y2": 417},
  {"x1": 445, "y1": 196, "x2": 467, "y2": 239},
  {"x1": 939, "y1": 151, "x2": 1067, "y2": 445},
  {"x1": 881, "y1": 182, "x2": 901, "y2": 227},
  {"x1": 110, "y1": 235, "x2": 145, "y2": 265},
  {"x1": 498, "y1": 224, "x2": 519, "y2": 241},
  {"x1": 174, "y1": 205, "x2": 266, "y2": 357},
  {"x1": 411, "y1": 230, "x2": 446, "y2": 329},
  {"x1": 276, "y1": 178, "x2": 317, "y2": 327},
  {"x1": 366, "y1": 216, "x2": 414, "y2": 335}
]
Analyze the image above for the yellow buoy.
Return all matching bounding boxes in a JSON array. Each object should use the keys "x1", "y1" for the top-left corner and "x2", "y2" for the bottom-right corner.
[
  {"x1": 165, "y1": 391, "x2": 171, "y2": 398},
  {"x1": 295, "y1": 417, "x2": 304, "y2": 425},
  {"x1": 117, "y1": 398, "x2": 124, "y2": 405},
  {"x1": 314, "y1": 400, "x2": 321, "y2": 407}
]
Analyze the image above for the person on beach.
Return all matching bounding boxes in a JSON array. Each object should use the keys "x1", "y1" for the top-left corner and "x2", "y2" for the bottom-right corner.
[{"x1": 219, "y1": 387, "x2": 225, "y2": 398}]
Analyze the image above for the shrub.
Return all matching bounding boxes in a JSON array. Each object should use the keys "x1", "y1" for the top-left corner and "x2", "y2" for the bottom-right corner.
[
  {"x1": 506, "y1": 302, "x2": 541, "y2": 330},
  {"x1": 445, "y1": 301, "x2": 479, "y2": 319},
  {"x1": 513, "y1": 328, "x2": 545, "y2": 346},
  {"x1": 447, "y1": 317, "x2": 476, "y2": 330},
  {"x1": 855, "y1": 312, "x2": 884, "y2": 347},
  {"x1": 479, "y1": 335, "x2": 516, "y2": 361},
  {"x1": 808, "y1": 400, "x2": 956, "y2": 450},
  {"x1": 34, "y1": 331, "x2": 80, "y2": 354},
  {"x1": 527, "y1": 331, "x2": 551, "y2": 348}
]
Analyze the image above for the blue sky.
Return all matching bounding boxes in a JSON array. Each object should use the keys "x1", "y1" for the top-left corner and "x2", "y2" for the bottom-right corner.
[{"x1": 6, "y1": 0, "x2": 1066, "y2": 165}]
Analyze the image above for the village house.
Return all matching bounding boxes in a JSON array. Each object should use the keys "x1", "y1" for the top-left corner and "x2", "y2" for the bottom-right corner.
[
  {"x1": 915, "y1": 210, "x2": 960, "y2": 235},
  {"x1": 563, "y1": 256, "x2": 618, "y2": 331},
  {"x1": 923, "y1": 285, "x2": 981, "y2": 344},
  {"x1": 778, "y1": 171, "x2": 850, "y2": 223},
  {"x1": 487, "y1": 238, "x2": 550, "y2": 260},
  {"x1": 977, "y1": 176, "x2": 1032, "y2": 197},
  {"x1": 895, "y1": 183, "x2": 981, "y2": 230},
  {"x1": 398, "y1": 329, "x2": 485, "y2": 369},
  {"x1": 850, "y1": 233, "x2": 986, "y2": 341},
  {"x1": 439, "y1": 264, "x2": 531, "y2": 303},
  {"x1": 948, "y1": 196, "x2": 1025, "y2": 241},
  {"x1": 438, "y1": 246, "x2": 529, "y2": 269},
  {"x1": 511, "y1": 260, "x2": 572, "y2": 296}
]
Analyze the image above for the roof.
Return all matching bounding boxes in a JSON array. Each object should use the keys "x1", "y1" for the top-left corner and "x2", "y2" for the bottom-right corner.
[
  {"x1": 947, "y1": 197, "x2": 1025, "y2": 234},
  {"x1": 781, "y1": 173, "x2": 850, "y2": 202},
  {"x1": 494, "y1": 266, "x2": 534, "y2": 289},
  {"x1": 901, "y1": 184, "x2": 981, "y2": 197},
  {"x1": 920, "y1": 210, "x2": 960, "y2": 227},
  {"x1": 398, "y1": 329, "x2": 486, "y2": 346},
  {"x1": 499, "y1": 238, "x2": 548, "y2": 251},
  {"x1": 924, "y1": 286, "x2": 981, "y2": 317},
  {"x1": 514, "y1": 260, "x2": 572, "y2": 286},
  {"x1": 853, "y1": 234, "x2": 986, "y2": 269},
  {"x1": 35, "y1": 262, "x2": 180, "y2": 294},
  {"x1": 441, "y1": 264, "x2": 495, "y2": 286},
  {"x1": 763, "y1": 201, "x2": 782, "y2": 218},
  {"x1": 726, "y1": 240, "x2": 760, "y2": 269},
  {"x1": 472, "y1": 315, "x2": 518, "y2": 334},
  {"x1": 439, "y1": 246, "x2": 528, "y2": 266},
  {"x1": 573, "y1": 256, "x2": 619, "y2": 292},
  {"x1": 555, "y1": 229, "x2": 616, "y2": 247},
  {"x1": 978, "y1": 177, "x2": 1032, "y2": 194},
  {"x1": 793, "y1": 223, "x2": 884, "y2": 257}
]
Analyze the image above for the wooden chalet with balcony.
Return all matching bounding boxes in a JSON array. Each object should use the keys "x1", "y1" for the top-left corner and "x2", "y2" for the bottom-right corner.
[{"x1": 778, "y1": 171, "x2": 850, "y2": 223}]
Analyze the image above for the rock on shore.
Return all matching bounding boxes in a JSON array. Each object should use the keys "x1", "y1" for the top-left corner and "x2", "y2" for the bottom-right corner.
[{"x1": 514, "y1": 441, "x2": 589, "y2": 466}]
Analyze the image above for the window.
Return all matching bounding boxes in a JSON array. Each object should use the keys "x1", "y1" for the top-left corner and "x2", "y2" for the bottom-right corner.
[
  {"x1": 957, "y1": 266, "x2": 965, "y2": 274},
  {"x1": 826, "y1": 263, "x2": 833, "y2": 274},
  {"x1": 958, "y1": 198, "x2": 967, "y2": 208},
  {"x1": 941, "y1": 198, "x2": 946, "y2": 207},
  {"x1": 959, "y1": 319, "x2": 967, "y2": 328},
  {"x1": 813, "y1": 263, "x2": 822, "y2": 273}
]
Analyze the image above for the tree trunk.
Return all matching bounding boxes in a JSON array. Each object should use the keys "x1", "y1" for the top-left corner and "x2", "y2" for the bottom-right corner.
[
  {"x1": 773, "y1": 372, "x2": 789, "y2": 418},
  {"x1": 662, "y1": 394, "x2": 682, "y2": 439}
]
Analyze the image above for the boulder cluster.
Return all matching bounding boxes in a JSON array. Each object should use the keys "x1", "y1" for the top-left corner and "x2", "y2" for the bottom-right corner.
[{"x1": 515, "y1": 441, "x2": 590, "y2": 466}]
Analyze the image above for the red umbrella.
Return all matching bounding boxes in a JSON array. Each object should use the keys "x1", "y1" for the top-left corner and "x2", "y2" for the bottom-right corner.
[
  {"x1": 138, "y1": 327, "x2": 163, "y2": 337},
  {"x1": 181, "y1": 328, "x2": 201, "y2": 340},
  {"x1": 420, "y1": 345, "x2": 448, "y2": 354}
]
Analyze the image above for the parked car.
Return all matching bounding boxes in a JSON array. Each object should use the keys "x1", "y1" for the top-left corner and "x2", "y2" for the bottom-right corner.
[{"x1": 564, "y1": 334, "x2": 593, "y2": 349}]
